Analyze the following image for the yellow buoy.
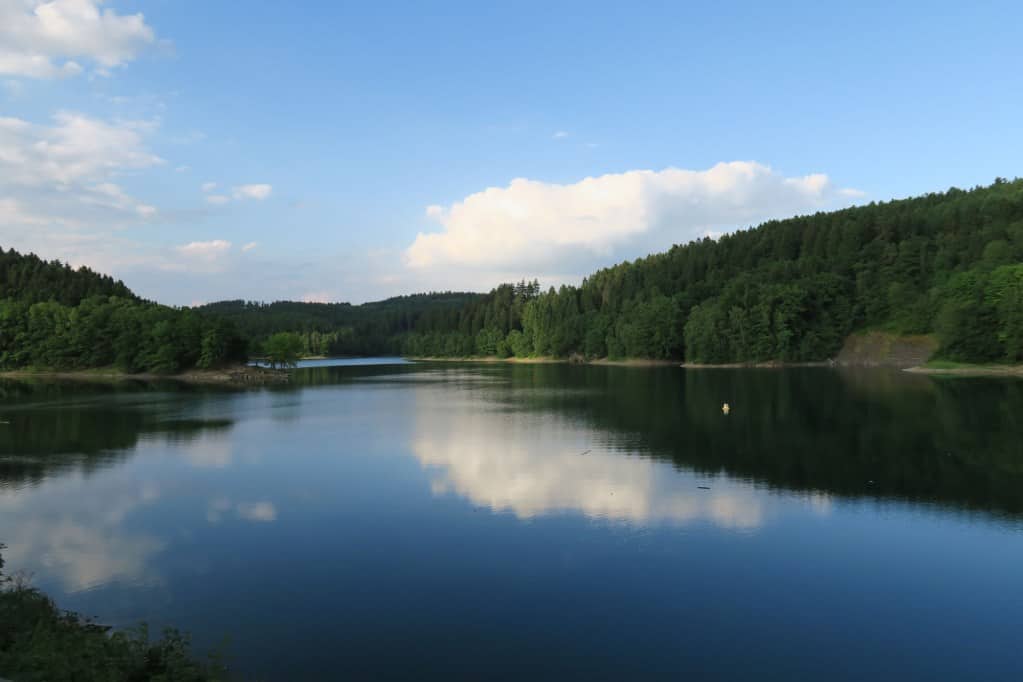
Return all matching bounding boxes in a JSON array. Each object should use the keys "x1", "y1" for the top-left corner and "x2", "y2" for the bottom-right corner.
[{"x1": 722, "y1": 402, "x2": 731, "y2": 415}]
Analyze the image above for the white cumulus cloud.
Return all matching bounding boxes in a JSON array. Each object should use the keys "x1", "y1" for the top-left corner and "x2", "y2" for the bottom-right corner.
[
  {"x1": 201, "y1": 181, "x2": 217, "y2": 193},
  {"x1": 205, "y1": 194, "x2": 229, "y2": 205},
  {"x1": 0, "y1": 0, "x2": 158, "y2": 79},
  {"x1": 404, "y1": 162, "x2": 863, "y2": 286},
  {"x1": 232, "y1": 183, "x2": 272, "y2": 200}
]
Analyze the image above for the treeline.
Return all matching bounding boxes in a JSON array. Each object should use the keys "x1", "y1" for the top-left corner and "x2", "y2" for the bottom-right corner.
[
  {"x1": 197, "y1": 292, "x2": 483, "y2": 357},
  {"x1": 393, "y1": 178, "x2": 1023, "y2": 363},
  {"x1": 9, "y1": 176, "x2": 1021, "y2": 370},
  {"x1": 0, "y1": 248, "x2": 247, "y2": 373}
]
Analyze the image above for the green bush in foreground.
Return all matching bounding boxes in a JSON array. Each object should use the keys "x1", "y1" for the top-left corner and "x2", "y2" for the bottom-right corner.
[{"x1": 0, "y1": 546, "x2": 228, "y2": 681}]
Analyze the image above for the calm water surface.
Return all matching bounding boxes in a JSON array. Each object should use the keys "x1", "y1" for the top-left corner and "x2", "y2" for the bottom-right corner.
[{"x1": 2, "y1": 362, "x2": 1022, "y2": 681}]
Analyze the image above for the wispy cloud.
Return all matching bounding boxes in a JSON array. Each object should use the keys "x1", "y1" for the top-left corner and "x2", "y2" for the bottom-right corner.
[
  {"x1": 0, "y1": 111, "x2": 162, "y2": 250},
  {"x1": 233, "y1": 183, "x2": 272, "y2": 200},
  {"x1": 0, "y1": 111, "x2": 163, "y2": 187},
  {"x1": 177, "y1": 239, "x2": 232, "y2": 259}
]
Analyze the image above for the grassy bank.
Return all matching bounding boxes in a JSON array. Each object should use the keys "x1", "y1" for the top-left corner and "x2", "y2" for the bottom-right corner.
[
  {"x1": 0, "y1": 547, "x2": 227, "y2": 681},
  {"x1": 906, "y1": 360, "x2": 1023, "y2": 377}
]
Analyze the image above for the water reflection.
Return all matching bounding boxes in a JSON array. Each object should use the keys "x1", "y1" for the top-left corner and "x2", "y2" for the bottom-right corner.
[
  {"x1": 174, "y1": 432, "x2": 235, "y2": 469},
  {"x1": 207, "y1": 498, "x2": 278, "y2": 523},
  {"x1": 2, "y1": 364, "x2": 1022, "y2": 681},
  {"x1": 459, "y1": 364, "x2": 1023, "y2": 518},
  {"x1": 0, "y1": 380, "x2": 236, "y2": 487},
  {"x1": 1, "y1": 475, "x2": 165, "y2": 592},
  {"x1": 411, "y1": 392, "x2": 768, "y2": 527},
  {"x1": 4, "y1": 366, "x2": 1023, "y2": 520}
]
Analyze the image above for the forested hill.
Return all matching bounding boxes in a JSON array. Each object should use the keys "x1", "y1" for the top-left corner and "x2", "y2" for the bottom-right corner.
[
  {"x1": 196, "y1": 292, "x2": 484, "y2": 356},
  {"x1": 3, "y1": 177, "x2": 1022, "y2": 369},
  {"x1": 0, "y1": 247, "x2": 136, "y2": 305},
  {"x1": 383, "y1": 178, "x2": 1023, "y2": 362},
  {"x1": 0, "y1": 247, "x2": 247, "y2": 373}
]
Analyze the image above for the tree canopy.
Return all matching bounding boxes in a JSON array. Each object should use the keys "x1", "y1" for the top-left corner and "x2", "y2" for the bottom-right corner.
[
  {"x1": 263, "y1": 332, "x2": 305, "y2": 369},
  {"x1": 0, "y1": 247, "x2": 247, "y2": 373}
]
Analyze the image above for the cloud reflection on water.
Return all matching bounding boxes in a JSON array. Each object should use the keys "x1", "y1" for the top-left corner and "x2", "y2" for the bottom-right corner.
[
  {"x1": 410, "y1": 391, "x2": 767, "y2": 529},
  {"x1": 1, "y1": 474, "x2": 165, "y2": 592},
  {"x1": 206, "y1": 497, "x2": 278, "y2": 523}
]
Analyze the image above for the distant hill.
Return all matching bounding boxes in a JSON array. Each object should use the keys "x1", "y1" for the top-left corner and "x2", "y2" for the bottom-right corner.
[{"x1": 196, "y1": 292, "x2": 485, "y2": 356}]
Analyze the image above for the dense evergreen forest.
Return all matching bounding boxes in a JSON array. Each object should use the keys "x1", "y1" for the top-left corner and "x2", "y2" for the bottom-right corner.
[
  {"x1": 205, "y1": 178, "x2": 1023, "y2": 364},
  {"x1": 0, "y1": 248, "x2": 247, "y2": 373},
  {"x1": 196, "y1": 292, "x2": 484, "y2": 357}
]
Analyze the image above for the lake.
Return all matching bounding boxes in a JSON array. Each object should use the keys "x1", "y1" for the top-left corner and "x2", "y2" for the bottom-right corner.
[{"x1": 2, "y1": 361, "x2": 1022, "y2": 681}]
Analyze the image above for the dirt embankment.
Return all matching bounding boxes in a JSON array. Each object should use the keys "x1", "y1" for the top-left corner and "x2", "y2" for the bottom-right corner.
[{"x1": 836, "y1": 332, "x2": 938, "y2": 368}]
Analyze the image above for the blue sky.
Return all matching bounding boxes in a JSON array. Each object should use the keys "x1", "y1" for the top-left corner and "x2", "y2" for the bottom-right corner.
[{"x1": 1, "y1": 0, "x2": 1021, "y2": 304}]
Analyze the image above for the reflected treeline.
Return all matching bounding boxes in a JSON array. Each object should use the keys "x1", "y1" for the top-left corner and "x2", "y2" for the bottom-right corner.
[
  {"x1": 5, "y1": 364, "x2": 1023, "y2": 518},
  {"x1": 284, "y1": 361, "x2": 1023, "y2": 517},
  {"x1": 0, "y1": 379, "x2": 234, "y2": 488},
  {"x1": 459, "y1": 364, "x2": 1023, "y2": 518},
  {"x1": 288, "y1": 362, "x2": 1023, "y2": 518}
]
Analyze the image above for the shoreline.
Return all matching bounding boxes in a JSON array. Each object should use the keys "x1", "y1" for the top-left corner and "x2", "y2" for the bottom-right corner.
[
  {"x1": 4, "y1": 358, "x2": 1021, "y2": 381},
  {"x1": 411, "y1": 355, "x2": 679, "y2": 367},
  {"x1": 678, "y1": 361, "x2": 834, "y2": 369},
  {"x1": 413, "y1": 356, "x2": 1023, "y2": 376},
  {"x1": 0, "y1": 365, "x2": 291, "y2": 385},
  {"x1": 412, "y1": 356, "x2": 837, "y2": 368}
]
